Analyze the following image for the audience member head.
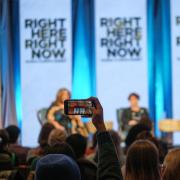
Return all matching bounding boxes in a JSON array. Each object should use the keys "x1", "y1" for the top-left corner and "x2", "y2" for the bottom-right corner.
[
  {"x1": 35, "y1": 154, "x2": 81, "y2": 180},
  {"x1": 137, "y1": 131, "x2": 167, "y2": 163},
  {"x1": 163, "y1": 148, "x2": 180, "y2": 180},
  {"x1": 6, "y1": 125, "x2": 20, "y2": 144},
  {"x1": 38, "y1": 123, "x2": 54, "y2": 148},
  {"x1": 139, "y1": 117, "x2": 153, "y2": 131},
  {"x1": 45, "y1": 142, "x2": 76, "y2": 160},
  {"x1": 126, "y1": 140, "x2": 161, "y2": 180},
  {"x1": 48, "y1": 129, "x2": 67, "y2": 146},
  {"x1": 125, "y1": 124, "x2": 151, "y2": 150},
  {"x1": 66, "y1": 134, "x2": 87, "y2": 159},
  {"x1": 128, "y1": 93, "x2": 140, "y2": 108},
  {"x1": 0, "y1": 129, "x2": 9, "y2": 151},
  {"x1": 55, "y1": 88, "x2": 71, "y2": 105}
]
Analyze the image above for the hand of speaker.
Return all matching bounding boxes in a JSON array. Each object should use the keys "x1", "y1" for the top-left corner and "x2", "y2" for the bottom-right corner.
[{"x1": 128, "y1": 119, "x2": 138, "y2": 126}]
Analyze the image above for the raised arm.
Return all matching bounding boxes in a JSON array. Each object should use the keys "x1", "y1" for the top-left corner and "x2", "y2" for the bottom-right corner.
[{"x1": 90, "y1": 97, "x2": 123, "y2": 180}]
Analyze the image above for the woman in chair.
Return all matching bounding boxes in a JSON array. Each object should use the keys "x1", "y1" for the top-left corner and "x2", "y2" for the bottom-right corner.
[
  {"x1": 47, "y1": 88, "x2": 88, "y2": 136},
  {"x1": 121, "y1": 93, "x2": 149, "y2": 132}
]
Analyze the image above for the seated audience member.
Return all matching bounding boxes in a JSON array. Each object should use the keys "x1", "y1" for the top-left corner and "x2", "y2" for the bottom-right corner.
[
  {"x1": 109, "y1": 130, "x2": 125, "y2": 166},
  {"x1": 66, "y1": 134, "x2": 87, "y2": 159},
  {"x1": 66, "y1": 133, "x2": 97, "y2": 180},
  {"x1": 6, "y1": 125, "x2": 30, "y2": 165},
  {"x1": 124, "y1": 140, "x2": 161, "y2": 180},
  {"x1": 35, "y1": 97, "x2": 122, "y2": 180},
  {"x1": 139, "y1": 117, "x2": 153, "y2": 129},
  {"x1": 29, "y1": 142, "x2": 76, "y2": 172},
  {"x1": 35, "y1": 154, "x2": 81, "y2": 180},
  {"x1": 125, "y1": 123, "x2": 151, "y2": 151},
  {"x1": 0, "y1": 129, "x2": 14, "y2": 170},
  {"x1": 93, "y1": 130, "x2": 125, "y2": 166},
  {"x1": 27, "y1": 123, "x2": 54, "y2": 163},
  {"x1": 163, "y1": 148, "x2": 180, "y2": 180},
  {"x1": 48, "y1": 129, "x2": 67, "y2": 146},
  {"x1": 121, "y1": 93, "x2": 149, "y2": 132},
  {"x1": 136, "y1": 131, "x2": 167, "y2": 164},
  {"x1": 0, "y1": 129, "x2": 24, "y2": 180},
  {"x1": 45, "y1": 142, "x2": 76, "y2": 160}
]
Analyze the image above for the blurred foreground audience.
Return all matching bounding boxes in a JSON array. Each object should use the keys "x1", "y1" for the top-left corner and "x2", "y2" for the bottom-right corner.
[
  {"x1": 48, "y1": 128, "x2": 67, "y2": 146},
  {"x1": 163, "y1": 148, "x2": 180, "y2": 180},
  {"x1": 0, "y1": 129, "x2": 13, "y2": 170},
  {"x1": 6, "y1": 125, "x2": 30, "y2": 165},
  {"x1": 0, "y1": 98, "x2": 179, "y2": 180},
  {"x1": 66, "y1": 134, "x2": 97, "y2": 180},
  {"x1": 27, "y1": 123, "x2": 54, "y2": 163},
  {"x1": 124, "y1": 140, "x2": 161, "y2": 180}
]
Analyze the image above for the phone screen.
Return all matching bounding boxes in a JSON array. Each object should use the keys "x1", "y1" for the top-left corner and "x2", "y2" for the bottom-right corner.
[{"x1": 64, "y1": 100, "x2": 93, "y2": 117}]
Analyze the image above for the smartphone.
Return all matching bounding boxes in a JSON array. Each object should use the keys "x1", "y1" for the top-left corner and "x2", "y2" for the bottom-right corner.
[{"x1": 64, "y1": 99, "x2": 93, "y2": 117}]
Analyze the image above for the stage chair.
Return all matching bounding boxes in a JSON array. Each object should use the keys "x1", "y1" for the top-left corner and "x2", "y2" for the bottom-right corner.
[
  {"x1": 37, "y1": 108, "x2": 48, "y2": 125},
  {"x1": 116, "y1": 108, "x2": 127, "y2": 140}
]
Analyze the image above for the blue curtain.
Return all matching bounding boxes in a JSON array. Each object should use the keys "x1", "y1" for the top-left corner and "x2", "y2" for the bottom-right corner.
[
  {"x1": 153, "y1": 0, "x2": 172, "y2": 136},
  {"x1": 72, "y1": 0, "x2": 95, "y2": 98},
  {"x1": 0, "y1": 0, "x2": 18, "y2": 127}
]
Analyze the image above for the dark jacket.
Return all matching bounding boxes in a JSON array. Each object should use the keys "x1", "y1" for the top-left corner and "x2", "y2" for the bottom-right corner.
[
  {"x1": 97, "y1": 131, "x2": 123, "y2": 180},
  {"x1": 121, "y1": 107, "x2": 149, "y2": 131}
]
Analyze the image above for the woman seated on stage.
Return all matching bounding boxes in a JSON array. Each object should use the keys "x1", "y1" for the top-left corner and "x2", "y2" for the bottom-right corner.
[
  {"x1": 121, "y1": 93, "x2": 149, "y2": 132},
  {"x1": 47, "y1": 88, "x2": 88, "y2": 136}
]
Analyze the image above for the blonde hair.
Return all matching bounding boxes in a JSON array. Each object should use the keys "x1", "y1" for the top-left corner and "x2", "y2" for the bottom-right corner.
[
  {"x1": 48, "y1": 129, "x2": 67, "y2": 146},
  {"x1": 55, "y1": 88, "x2": 71, "y2": 104}
]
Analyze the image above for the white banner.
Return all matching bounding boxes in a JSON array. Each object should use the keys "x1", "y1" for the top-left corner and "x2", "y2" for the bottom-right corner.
[
  {"x1": 20, "y1": 0, "x2": 72, "y2": 146},
  {"x1": 171, "y1": 0, "x2": 180, "y2": 145},
  {"x1": 95, "y1": 0, "x2": 148, "y2": 128}
]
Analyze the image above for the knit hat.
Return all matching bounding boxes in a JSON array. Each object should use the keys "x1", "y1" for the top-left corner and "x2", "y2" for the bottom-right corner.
[{"x1": 35, "y1": 154, "x2": 81, "y2": 180}]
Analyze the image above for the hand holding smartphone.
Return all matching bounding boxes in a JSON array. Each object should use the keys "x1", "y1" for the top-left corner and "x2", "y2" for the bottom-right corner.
[
  {"x1": 64, "y1": 97, "x2": 106, "y2": 131},
  {"x1": 64, "y1": 99, "x2": 93, "y2": 117}
]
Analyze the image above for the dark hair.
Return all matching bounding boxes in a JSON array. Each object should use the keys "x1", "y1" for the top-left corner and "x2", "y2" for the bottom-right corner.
[
  {"x1": 136, "y1": 131, "x2": 167, "y2": 164},
  {"x1": 139, "y1": 117, "x2": 153, "y2": 130},
  {"x1": 6, "y1": 125, "x2": 20, "y2": 143},
  {"x1": 125, "y1": 124, "x2": 151, "y2": 149},
  {"x1": 128, "y1": 93, "x2": 140, "y2": 101},
  {"x1": 66, "y1": 134, "x2": 87, "y2": 159},
  {"x1": 0, "y1": 129, "x2": 9, "y2": 150},
  {"x1": 44, "y1": 142, "x2": 76, "y2": 160},
  {"x1": 38, "y1": 123, "x2": 55, "y2": 147},
  {"x1": 163, "y1": 148, "x2": 180, "y2": 180},
  {"x1": 136, "y1": 131, "x2": 152, "y2": 140},
  {"x1": 126, "y1": 140, "x2": 161, "y2": 180}
]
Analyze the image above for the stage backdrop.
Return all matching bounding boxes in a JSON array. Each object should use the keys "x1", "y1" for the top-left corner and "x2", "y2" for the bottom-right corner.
[
  {"x1": 171, "y1": 0, "x2": 180, "y2": 145},
  {"x1": 95, "y1": 0, "x2": 148, "y2": 128},
  {"x1": 20, "y1": 0, "x2": 72, "y2": 146}
]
